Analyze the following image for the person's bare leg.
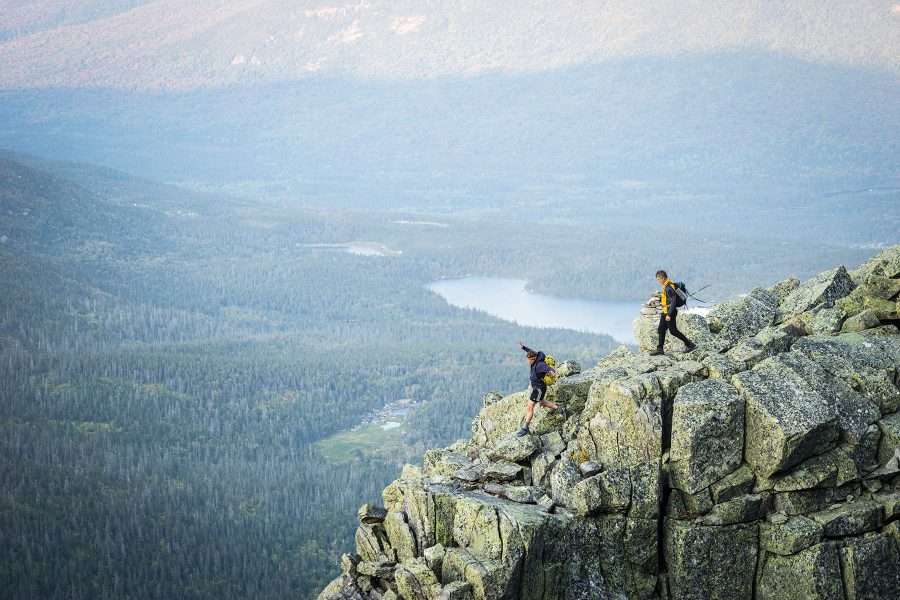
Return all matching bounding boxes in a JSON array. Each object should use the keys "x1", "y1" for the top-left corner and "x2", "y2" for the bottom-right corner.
[
  {"x1": 540, "y1": 398, "x2": 568, "y2": 419},
  {"x1": 524, "y1": 400, "x2": 536, "y2": 425}
]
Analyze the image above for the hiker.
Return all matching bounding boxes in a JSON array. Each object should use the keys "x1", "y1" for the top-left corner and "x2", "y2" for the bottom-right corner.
[
  {"x1": 516, "y1": 342, "x2": 567, "y2": 437},
  {"x1": 650, "y1": 270, "x2": 697, "y2": 356}
]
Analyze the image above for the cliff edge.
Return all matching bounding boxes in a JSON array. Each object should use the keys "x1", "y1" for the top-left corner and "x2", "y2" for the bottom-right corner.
[{"x1": 319, "y1": 245, "x2": 900, "y2": 600}]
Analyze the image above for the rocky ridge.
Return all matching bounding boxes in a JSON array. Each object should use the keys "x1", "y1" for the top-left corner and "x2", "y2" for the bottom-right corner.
[{"x1": 319, "y1": 245, "x2": 900, "y2": 600}]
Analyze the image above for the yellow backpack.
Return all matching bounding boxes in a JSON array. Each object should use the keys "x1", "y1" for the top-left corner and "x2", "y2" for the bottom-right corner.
[{"x1": 542, "y1": 355, "x2": 558, "y2": 386}]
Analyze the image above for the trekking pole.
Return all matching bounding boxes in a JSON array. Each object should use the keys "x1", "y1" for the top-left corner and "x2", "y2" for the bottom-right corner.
[{"x1": 685, "y1": 284, "x2": 713, "y2": 305}]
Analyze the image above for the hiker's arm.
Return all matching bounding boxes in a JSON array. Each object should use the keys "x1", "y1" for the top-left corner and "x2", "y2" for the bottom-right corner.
[{"x1": 520, "y1": 343, "x2": 534, "y2": 354}]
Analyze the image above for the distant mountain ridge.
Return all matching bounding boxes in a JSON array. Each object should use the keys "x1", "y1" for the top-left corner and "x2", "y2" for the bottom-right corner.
[
  {"x1": 1, "y1": 1, "x2": 899, "y2": 89},
  {"x1": 2, "y1": 52, "x2": 898, "y2": 214}
]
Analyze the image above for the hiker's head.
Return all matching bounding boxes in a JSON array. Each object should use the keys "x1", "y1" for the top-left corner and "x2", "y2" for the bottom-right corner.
[
  {"x1": 526, "y1": 351, "x2": 538, "y2": 363},
  {"x1": 656, "y1": 270, "x2": 668, "y2": 285}
]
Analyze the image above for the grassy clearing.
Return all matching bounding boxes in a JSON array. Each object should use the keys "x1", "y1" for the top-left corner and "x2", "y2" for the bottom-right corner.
[{"x1": 315, "y1": 422, "x2": 409, "y2": 464}]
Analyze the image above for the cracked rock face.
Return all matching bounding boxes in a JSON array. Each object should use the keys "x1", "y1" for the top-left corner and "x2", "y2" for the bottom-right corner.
[
  {"x1": 669, "y1": 379, "x2": 745, "y2": 494},
  {"x1": 319, "y1": 247, "x2": 900, "y2": 600}
]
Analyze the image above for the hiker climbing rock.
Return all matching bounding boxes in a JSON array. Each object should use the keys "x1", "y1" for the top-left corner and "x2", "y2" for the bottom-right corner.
[
  {"x1": 516, "y1": 342, "x2": 567, "y2": 436},
  {"x1": 650, "y1": 270, "x2": 697, "y2": 356}
]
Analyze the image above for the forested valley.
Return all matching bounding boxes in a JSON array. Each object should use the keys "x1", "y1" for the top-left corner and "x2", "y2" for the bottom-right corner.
[
  {"x1": 1, "y1": 153, "x2": 887, "y2": 598},
  {"x1": 0, "y1": 155, "x2": 618, "y2": 599}
]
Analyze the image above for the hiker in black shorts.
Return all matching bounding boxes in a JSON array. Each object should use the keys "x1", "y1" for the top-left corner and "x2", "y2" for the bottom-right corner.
[
  {"x1": 650, "y1": 270, "x2": 697, "y2": 356},
  {"x1": 516, "y1": 342, "x2": 567, "y2": 437}
]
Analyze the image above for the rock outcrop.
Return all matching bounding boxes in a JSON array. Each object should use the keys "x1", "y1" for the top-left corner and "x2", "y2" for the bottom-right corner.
[{"x1": 318, "y1": 246, "x2": 900, "y2": 600}]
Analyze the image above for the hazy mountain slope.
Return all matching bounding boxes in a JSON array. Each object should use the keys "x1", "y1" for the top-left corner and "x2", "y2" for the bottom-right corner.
[
  {"x1": 2, "y1": 53, "x2": 897, "y2": 211},
  {"x1": 0, "y1": 0, "x2": 152, "y2": 39},
  {"x1": 1, "y1": 1, "x2": 898, "y2": 89}
]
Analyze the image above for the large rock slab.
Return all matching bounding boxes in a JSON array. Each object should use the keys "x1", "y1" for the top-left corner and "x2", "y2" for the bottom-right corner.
[
  {"x1": 698, "y1": 493, "x2": 768, "y2": 526},
  {"x1": 383, "y1": 480, "x2": 459, "y2": 552},
  {"x1": 316, "y1": 576, "x2": 367, "y2": 600},
  {"x1": 667, "y1": 487, "x2": 714, "y2": 520},
  {"x1": 669, "y1": 379, "x2": 745, "y2": 494},
  {"x1": 775, "y1": 351, "x2": 880, "y2": 444},
  {"x1": 707, "y1": 287, "x2": 778, "y2": 348},
  {"x1": 810, "y1": 307, "x2": 847, "y2": 335},
  {"x1": 482, "y1": 483, "x2": 540, "y2": 505},
  {"x1": 792, "y1": 334, "x2": 900, "y2": 414},
  {"x1": 552, "y1": 369, "x2": 601, "y2": 413},
  {"x1": 850, "y1": 244, "x2": 900, "y2": 282},
  {"x1": 549, "y1": 457, "x2": 580, "y2": 507},
  {"x1": 809, "y1": 500, "x2": 883, "y2": 538},
  {"x1": 550, "y1": 513, "x2": 658, "y2": 600},
  {"x1": 760, "y1": 514, "x2": 823, "y2": 556},
  {"x1": 778, "y1": 265, "x2": 855, "y2": 317},
  {"x1": 424, "y1": 450, "x2": 475, "y2": 478},
  {"x1": 405, "y1": 482, "x2": 444, "y2": 553},
  {"x1": 839, "y1": 533, "x2": 900, "y2": 600},
  {"x1": 663, "y1": 520, "x2": 758, "y2": 600},
  {"x1": 441, "y1": 548, "x2": 506, "y2": 600},
  {"x1": 710, "y1": 465, "x2": 755, "y2": 503},
  {"x1": 769, "y1": 277, "x2": 801, "y2": 303},
  {"x1": 861, "y1": 274, "x2": 900, "y2": 300},
  {"x1": 487, "y1": 433, "x2": 540, "y2": 463},
  {"x1": 569, "y1": 468, "x2": 631, "y2": 515},
  {"x1": 529, "y1": 450, "x2": 557, "y2": 488},
  {"x1": 356, "y1": 558, "x2": 396, "y2": 578},
  {"x1": 539, "y1": 431, "x2": 566, "y2": 456},
  {"x1": 355, "y1": 523, "x2": 391, "y2": 562},
  {"x1": 481, "y1": 461, "x2": 523, "y2": 482},
  {"x1": 583, "y1": 376, "x2": 667, "y2": 467},
  {"x1": 438, "y1": 581, "x2": 474, "y2": 600},
  {"x1": 629, "y1": 461, "x2": 663, "y2": 519},
  {"x1": 451, "y1": 496, "x2": 505, "y2": 561},
  {"x1": 395, "y1": 558, "x2": 442, "y2": 600},
  {"x1": 385, "y1": 511, "x2": 418, "y2": 562},
  {"x1": 842, "y1": 308, "x2": 881, "y2": 333},
  {"x1": 725, "y1": 325, "x2": 797, "y2": 368},
  {"x1": 772, "y1": 447, "x2": 859, "y2": 491},
  {"x1": 774, "y1": 484, "x2": 859, "y2": 516},
  {"x1": 758, "y1": 542, "x2": 845, "y2": 600},
  {"x1": 878, "y1": 411, "x2": 900, "y2": 466},
  {"x1": 733, "y1": 358, "x2": 841, "y2": 478},
  {"x1": 702, "y1": 352, "x2": 747, "y2": 380}
]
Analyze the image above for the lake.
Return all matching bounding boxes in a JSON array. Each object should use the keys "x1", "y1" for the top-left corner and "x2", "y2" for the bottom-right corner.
[
  {"x1": 428, "y1": 277, "x2": 640, "y2": 344},
  {"x1": 300, "y1": 241, "x2": 402, "y2": 257}
]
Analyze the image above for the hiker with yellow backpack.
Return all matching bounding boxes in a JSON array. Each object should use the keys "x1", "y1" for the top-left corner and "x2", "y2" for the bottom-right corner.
[
  {"x1": 650, "y1": 270, "x2": 697, "y2": 356},
  {"x1": 516, "y1": 341, "x2": 568, "y2": 437}
]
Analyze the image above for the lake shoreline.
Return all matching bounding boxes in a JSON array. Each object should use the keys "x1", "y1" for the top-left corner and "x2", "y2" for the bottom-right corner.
[{"x1": 428, "y1": 277, "x2": 641, "y2": 345}]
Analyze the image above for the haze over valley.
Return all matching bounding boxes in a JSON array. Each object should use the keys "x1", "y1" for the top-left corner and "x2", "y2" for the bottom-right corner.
[{"x1": 1, "y1": 3, "x2": 898, "y2": 599}]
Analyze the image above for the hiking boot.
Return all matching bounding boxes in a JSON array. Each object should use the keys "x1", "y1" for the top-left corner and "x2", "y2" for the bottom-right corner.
[
  {"x1": 683, "y1": 343, "x2": 697, "y2": 353},
  {"x1": 649, "y1": 348, "x2": 665, "y2": 356},
  {"x1": 516, "y1": 425, "x2": 530, "y2": 437}
]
